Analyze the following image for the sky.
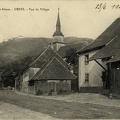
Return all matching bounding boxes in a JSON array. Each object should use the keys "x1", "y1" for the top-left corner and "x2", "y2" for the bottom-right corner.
[{"x1": 0, "y1": 0, "x2": 120, "y2": 42}]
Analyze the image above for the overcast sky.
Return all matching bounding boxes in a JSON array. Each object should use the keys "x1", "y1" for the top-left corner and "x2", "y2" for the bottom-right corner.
[{"x1": 0, "y1": 1, "x2": 120, "y2": 42}]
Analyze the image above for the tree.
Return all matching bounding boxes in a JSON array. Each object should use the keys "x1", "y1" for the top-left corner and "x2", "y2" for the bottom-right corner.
[
  {"x1": 0, "y1": 55, "x2": 35, "y2": 87},
  {"x1": 65, "y1": 48, "x2": 78, "y2": 66},
  {"x1": 65, "y1": 48, "x2": 79, "y2": 91}
]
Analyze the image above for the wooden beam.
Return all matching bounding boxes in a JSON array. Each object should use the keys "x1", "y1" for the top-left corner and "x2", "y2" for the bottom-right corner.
[{"x1": 95, "y1": 60, "x2": 107, "y2": 71}]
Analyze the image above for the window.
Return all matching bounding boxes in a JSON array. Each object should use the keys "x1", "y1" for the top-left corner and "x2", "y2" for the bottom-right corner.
[
  {"x1": 28, "y1": 81, "x2": 34, "y2": 86},
  {"x1": 85, "y1": 54, "x2": 89, "y2": 65},
  {"x1": 85, "y1": 73, "x2": 89, "y2": 82}
]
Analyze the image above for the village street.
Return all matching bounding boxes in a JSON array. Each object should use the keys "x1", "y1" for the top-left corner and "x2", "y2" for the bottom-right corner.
[
  {"x1": 0, "y1": 90, "x2": 120, "y2": 119},
  {"x1": 0, "y1": 101, "x2": 56, "y2": 120}
]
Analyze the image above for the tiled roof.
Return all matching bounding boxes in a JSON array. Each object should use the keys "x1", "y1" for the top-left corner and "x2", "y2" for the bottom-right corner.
[
  {"x1": 78, "y1": 17, "x2": 120, "y2": 54},
  {"x1": 29, "y1": 46, "x2": 70, "y2": 69},
  {"x1": 107, "y1": 56, "x2": 120, "y2": 63},
  {"x1": 89, "y1": 36, "x2": 120, "y2": 63},
  {"x1": 30, "y1": 57, "x2": 76, "y2": 80}
]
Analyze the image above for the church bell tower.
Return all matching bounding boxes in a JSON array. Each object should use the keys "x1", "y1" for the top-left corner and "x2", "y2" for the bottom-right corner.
[{"x1": 52, "y1": 8, "x2": 65, "y2": 51}]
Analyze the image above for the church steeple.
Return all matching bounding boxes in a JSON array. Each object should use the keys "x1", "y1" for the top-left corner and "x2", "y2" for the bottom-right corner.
[
  {"x1": 51, "y1": 8, "x2": 65, "y2": 51},
  {"x1": 56, "y1": 8, "x2": 61, "y2": 32},
  {"x1": 53, "y1": 8, "x2": 64, "y2": 37}
]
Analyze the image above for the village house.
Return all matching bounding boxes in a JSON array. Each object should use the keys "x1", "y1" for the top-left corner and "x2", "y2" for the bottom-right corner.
[
  {"x1": 77, "y1": 17, "x2": 120, "y2": 93},
  {"x1": 89, "y1": 21, "x2": 120, "y2": 95},
  {"x1": 15, "y1": 9, "x2": 77, "y2": 95}
]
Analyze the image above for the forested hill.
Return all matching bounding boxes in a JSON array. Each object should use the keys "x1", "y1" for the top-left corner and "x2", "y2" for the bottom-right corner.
[{"x1": 0, "y1": 37, "x2": 93, "y2": 66}]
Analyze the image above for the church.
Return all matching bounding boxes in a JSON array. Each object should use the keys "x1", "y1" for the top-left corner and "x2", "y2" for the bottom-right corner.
[{"x1": 16, "y1": 9, "x2": 77, "y2": 95}]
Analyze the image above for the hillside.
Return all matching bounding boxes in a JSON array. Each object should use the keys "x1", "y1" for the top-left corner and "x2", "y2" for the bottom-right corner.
[
  {"x1": 0, "y1": 37, "x2": 93, "y2": 66},
  {"x1": 64, "y1": 37, "x2": 93, "y2": 45}
]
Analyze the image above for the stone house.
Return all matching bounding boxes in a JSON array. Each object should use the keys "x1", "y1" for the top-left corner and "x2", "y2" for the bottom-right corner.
[{"x1": 18, "y1": 46, "x2": 76, "y2": 95}]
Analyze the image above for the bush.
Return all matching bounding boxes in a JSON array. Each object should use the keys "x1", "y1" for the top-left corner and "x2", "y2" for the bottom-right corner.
[{"x1": 36, "y1": 90, "x2": 43, "y2": 95}]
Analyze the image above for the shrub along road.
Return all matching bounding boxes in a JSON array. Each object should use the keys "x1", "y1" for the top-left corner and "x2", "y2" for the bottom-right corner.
[{"x1": 0, "y1": 90, "x2": 120, "y2": 119}]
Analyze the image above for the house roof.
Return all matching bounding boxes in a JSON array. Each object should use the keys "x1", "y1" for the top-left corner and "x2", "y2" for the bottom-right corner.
[
  {"x1": 77, "y1": 17, "x2": 120, "y2": 54},
  {"x1": 89, "y1": 35, "x2": 120, "y2": 63},
  {"x1": 58, "y1": 43, "x2": 86, "y2": 58},
  {"x1": 107, "y1": 56, "x2": 120, "y2": 63},
  {"x1": 30, "y1": 57, "x2": 76, "y2": 80},
  {"x1": 29, "y1": 45, "x2": 70, "y2": 69},
  {"x1": 89, "y1": 36, "x2": 118, "y2": 61}
]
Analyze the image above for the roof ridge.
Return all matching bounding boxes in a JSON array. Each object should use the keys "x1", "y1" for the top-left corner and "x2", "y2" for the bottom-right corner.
[
  {"x1": 29, "y1": 45, "x2": 50, "y2": 67},
  {"x1": 36, "y1": 57, "x2": 56, "y2": 78},
  {"x1": 29, "y1": 58, "x2": 54, "y2": 80},
  {"x1": 29, "y1": 68, "x2": 40, "y2": 80},
  {"x1": 106, "y1": 36, "x2": 117, "y2": 46},
  {"x1": 52, "y1": 48, "x2": 71, "y2": 68},
  {"x1": 54, "y1": 57, "x2": 77, "y2": 78}
]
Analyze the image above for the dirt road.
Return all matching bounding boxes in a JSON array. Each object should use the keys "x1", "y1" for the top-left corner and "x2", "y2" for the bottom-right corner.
[
  {"x1": 0, "y1": 101, "x2": 58, "y2": 120},
  {"x1": 0, "y1": 90, "x2": 120, "y2": 119}
]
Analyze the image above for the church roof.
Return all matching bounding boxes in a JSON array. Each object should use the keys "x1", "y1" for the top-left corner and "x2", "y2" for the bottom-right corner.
[
  {"x1": 30, "y1": 57, "x2": 76, "y2": 80},
  {"x1": 78, "y1": 17, "x2": 120, "y2": 54}
]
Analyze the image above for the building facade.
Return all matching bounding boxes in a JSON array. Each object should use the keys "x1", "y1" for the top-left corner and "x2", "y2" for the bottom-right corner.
[
  {"x1": 77, "y1": 17, "x2": 120, "y2": 92},
  {"x1": 78, "y1": 50, "x2": 105, "y2": 92}
]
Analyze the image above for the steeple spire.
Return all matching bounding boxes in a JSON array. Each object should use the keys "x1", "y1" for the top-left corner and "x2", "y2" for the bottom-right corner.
[
  {"x1": 53, "y1": 8, "x2": 64, "y2": 37},
  {"x1": 56, "y1": 8, "x2": 61, "y2": 31}
]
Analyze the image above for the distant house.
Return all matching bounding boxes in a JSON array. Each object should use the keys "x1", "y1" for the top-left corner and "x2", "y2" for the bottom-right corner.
[
  {"x1": 77, "y1": 17, "x2": 120, "y2": 93},
  {"x1": 17, "y1": 46, "x2": 76, "y2": 94}
]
